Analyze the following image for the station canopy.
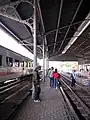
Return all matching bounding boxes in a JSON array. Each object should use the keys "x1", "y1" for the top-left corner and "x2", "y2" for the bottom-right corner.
[{"x1": 0, "y1": 0, "x2": 90, "y2": 63}]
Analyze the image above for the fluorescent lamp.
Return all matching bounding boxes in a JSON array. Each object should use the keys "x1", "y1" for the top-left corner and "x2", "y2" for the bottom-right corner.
[
  {"x1": 78, "y1": 20, "x2": 90, "y2": 36},
  {"x1": 61, "y1": 12, "x2": 90, "y2": 54},
  {"x1": 62, "y1": 51, "x2": 65, "y2": 54}
]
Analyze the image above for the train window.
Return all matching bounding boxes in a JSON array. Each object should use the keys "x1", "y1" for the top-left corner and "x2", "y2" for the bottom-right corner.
[
  {"x1": 0, "y1": 55, "x2": 2, "y2": 66},
  {"x1": 6, "y1": 57, "x2": 13, "y2": 67},
  {"x1": 20, "y1": 61, "x2": 24, "y2": 67},
  {"x1": 29, "y1": 62, "x2": 33, "y2": 67},
  {"x1": 31, "y1": 63, "x2": 33, "y2": 67},
  {"x1": 29, "y1": 62, "x2": 31, "y2": 67},
  {"x1": 26, "y1": 62, "x2": 28, "y2": 67},
  {"x1": 15, "y1": 59, "x2": 19, "y2": 67}
]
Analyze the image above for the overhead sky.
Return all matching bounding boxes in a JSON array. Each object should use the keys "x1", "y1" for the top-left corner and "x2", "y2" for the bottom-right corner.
[{"x1": 0, "y1": 27, "x2": 41, "y2": 63}]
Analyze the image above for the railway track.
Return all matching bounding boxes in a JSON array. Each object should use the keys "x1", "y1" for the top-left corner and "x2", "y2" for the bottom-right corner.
[
  {"x1": 0, "y1": 74, "x2": 32, "y2": 120},
  {"x1": 62, "y1": 73, "x2": 90, "y2": 99},
  {"x1": 59, "y1": 86, "x2": 80, "y2": 120},
  {"x1": 61, "y1": 74, "x2": 90, "y2": 119}
]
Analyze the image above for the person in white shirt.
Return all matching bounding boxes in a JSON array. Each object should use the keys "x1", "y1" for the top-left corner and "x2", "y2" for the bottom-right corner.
[{"x1": 49, "y1": 67, "x2": 54, "y2": 87}]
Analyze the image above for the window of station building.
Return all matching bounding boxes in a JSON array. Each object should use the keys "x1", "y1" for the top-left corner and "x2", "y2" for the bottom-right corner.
[
  {"x1": 0, "y1": 55, "x2": 2, "y2": 66},
  {"x1": 6, "y1": 57, "x2": 13, "y2": 67},
  {"x1": 15, "y1": 59, "x2": 19, "y2": 67}
]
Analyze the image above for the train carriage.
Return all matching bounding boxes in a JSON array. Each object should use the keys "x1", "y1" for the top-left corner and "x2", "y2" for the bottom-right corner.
[{"x1": 0, "y1": 45, "x2": 33, "y2": 83}]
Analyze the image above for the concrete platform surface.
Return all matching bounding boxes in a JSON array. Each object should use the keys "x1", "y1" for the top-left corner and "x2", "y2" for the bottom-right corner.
[{"x1": 12, "y1": 79, "x2": 76, "y2": 120}]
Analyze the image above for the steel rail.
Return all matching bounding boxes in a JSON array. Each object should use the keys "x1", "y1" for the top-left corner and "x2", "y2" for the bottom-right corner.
[
  {"x1": 61, "y1": 79, "x2": 90, "y2": 115},
  {"x1": 60, "y1": 86, "x2": 79, "y2": 120}
]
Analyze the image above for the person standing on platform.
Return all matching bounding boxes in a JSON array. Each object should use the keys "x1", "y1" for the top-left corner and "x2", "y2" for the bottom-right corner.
[
  {"x1": 53, "y1": 69, "x2": 59, "y2": 89},
  {"x1": 47, "y1": 68, "x2": 51, "y2": 77},
  {"x1": 49, "y1": 67, "x2": 54, "y2": 87},
  {"x1": 57, "y1": 73, "x2": 61, "y2": 87},
  {"x1": 33, "y1": 66, "x2": 41, "y2": 102},
  {"x1": 71, "y1": 69, "x2": 76, "y2": 87}
]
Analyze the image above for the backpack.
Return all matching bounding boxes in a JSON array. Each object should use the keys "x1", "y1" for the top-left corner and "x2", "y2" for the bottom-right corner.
[{"x1": 58, "y1": 73, "x2": 61, "y2": 78}]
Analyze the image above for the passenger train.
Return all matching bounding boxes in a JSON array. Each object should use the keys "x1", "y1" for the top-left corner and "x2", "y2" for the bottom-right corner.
[
  {"x1": 0, "y1": 45, "x2": 34, "y2": 119},
  {"x1": 0, "y1": 45, "x2": 33, "y2": 83}
]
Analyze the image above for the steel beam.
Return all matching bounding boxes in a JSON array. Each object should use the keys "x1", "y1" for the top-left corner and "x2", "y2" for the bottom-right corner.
[
  {"x1": 48, "y1": 37, "x2": 71, "y2": 47},
  {"x1": 37, "y1": 2, "x2": 48, "y2": 51},
  {"x1": 84, "y1": 51, "x2": 90, "y2": 55},
  {"x1": 43, "y1": 37, "x2": 45, "y2": 82},
  {"x1": 53, "y1": 0, "x2": 63, "y2": 53},
  {"x1": 33, "y1": 0, "x2": 37, "y2": 70},
  {"x1": 0, "y1": 21, "x2": 33, "y2": 52},
  {"x1": 72, "y1": 37, "x2": 89, "y2": 51},
  {"x1": 46, "y1": 57, "x2": 49, "y2": 76},
  {"x1": 61, "y1": 13, "x2": 90, "y2": 54},
  {"x1": 0, "y1": 0, "x2": 33, "y2": 32},
  {"x1": 0, "y1": 13, "x2": 33, "y2": 31},
  {"x1": 15, "y1": 11, "x2": 33, "y2": 41},
  {"x1": 58, "y1": 0, "x2": 83, "y2": 52},
  {"x1": 0, "y1": 0, "x2": 33, "y2": 8},
  {"x1": 48, "y1": 36, "x2": 78, "y2": 57},
  {"x1": 37, "y1": 1, "x2": 47, "y2": 81},
  {"x1": 45, "y1": 21, "x2": 82, "y2": 36},
  {"x1": 78, "y1": 46, "x2": 90, "y2": 53}
]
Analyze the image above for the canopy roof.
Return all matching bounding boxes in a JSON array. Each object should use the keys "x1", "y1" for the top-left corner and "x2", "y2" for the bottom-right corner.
[{"x1": 0, "y1": 0, "x2": 90, "y2": 63}]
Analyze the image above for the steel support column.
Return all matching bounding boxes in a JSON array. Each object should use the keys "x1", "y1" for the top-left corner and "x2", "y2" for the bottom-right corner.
[
  {"x1": 46, "y1": 57, "x2": 49, "y2": 76},
  {"x1": 43, "y1": 38, "x2": 45, "y2": 82},
  {"x1": 32, "y1": 0, "x2": 37, "y2": 100},
  {"x1": 33, "y1": 0, "x2": 37, "y2": 70},
  {"x1": 37, "y1": 2, "x2": 48, "y2": 52}
]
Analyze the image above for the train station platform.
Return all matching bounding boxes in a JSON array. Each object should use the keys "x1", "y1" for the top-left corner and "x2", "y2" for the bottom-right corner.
[{"x1": 11, "y1": 78, "x2": 77, "y2": 120}]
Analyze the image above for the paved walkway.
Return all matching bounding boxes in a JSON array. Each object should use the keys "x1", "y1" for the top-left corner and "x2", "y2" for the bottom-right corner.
[{"x1": 12, "y1": 79, "x2": 75, "y2": 120}]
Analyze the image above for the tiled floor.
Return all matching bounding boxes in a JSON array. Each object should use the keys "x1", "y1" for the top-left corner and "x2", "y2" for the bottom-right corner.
[{"x1": 12, "y1": 79, "x2": 76, "y2": 120}]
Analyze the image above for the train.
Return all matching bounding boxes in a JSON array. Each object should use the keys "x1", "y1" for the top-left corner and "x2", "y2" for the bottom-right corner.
[
  {"x1": 0, "y1": 45, "x2": 33, "y2": 83},
  {"x1": 0, "y1": 45, "x2": 34, "y2": 119}
]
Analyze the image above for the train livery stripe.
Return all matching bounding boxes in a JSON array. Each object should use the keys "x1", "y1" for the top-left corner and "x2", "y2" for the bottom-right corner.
[{"x1": 0, "y1": 72, "x2": 15, "y2": 76}]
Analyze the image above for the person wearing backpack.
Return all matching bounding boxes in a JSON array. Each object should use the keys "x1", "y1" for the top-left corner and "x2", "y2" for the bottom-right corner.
[
  {"x1": 57, "y1": 73, "x2": 61, "y2": 87},
  {"x1": 53, "y1": 69, "x2": 59, "y2": 89}
]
